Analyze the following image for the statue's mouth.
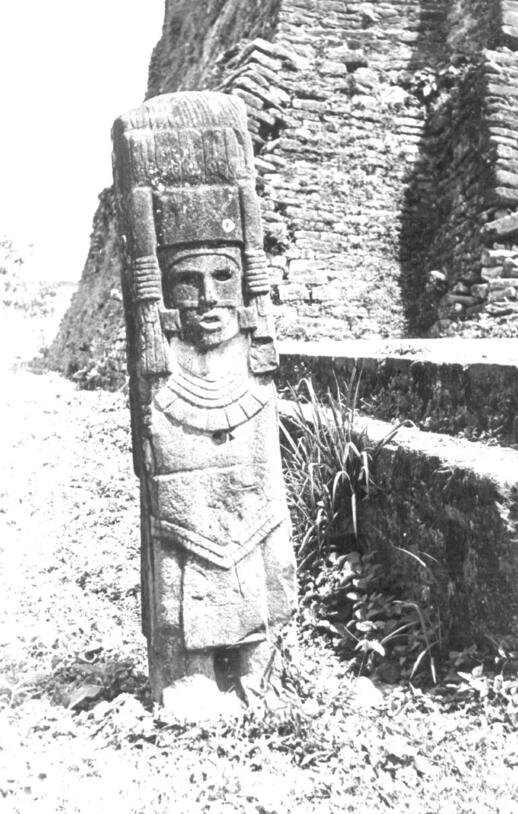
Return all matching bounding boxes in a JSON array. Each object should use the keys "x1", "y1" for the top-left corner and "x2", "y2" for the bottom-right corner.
[{"x1": 198, "y1": 311, "x2": 222, "y2": 330}]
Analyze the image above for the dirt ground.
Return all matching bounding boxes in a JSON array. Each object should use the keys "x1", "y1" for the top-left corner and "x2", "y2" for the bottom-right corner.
[{"x1": 1, "y1": 307, "x2": 518, "y2": 813}]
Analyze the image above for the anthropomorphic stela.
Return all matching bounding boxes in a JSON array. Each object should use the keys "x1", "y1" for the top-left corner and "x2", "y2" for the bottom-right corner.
[{"x1": 112, "y1": 91, "x2": 297, "y2": 710}]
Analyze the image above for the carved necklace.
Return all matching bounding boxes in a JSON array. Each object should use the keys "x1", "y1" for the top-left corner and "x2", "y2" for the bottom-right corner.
[{"x1": 154, "y1": 358, "x2": 272, "y2": 433}]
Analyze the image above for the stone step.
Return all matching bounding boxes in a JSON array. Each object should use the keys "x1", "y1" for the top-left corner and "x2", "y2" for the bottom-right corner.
[
  {"x1": 278, "y1": 338, "x2": 518, "y2": 447},
  {"x1": 279, "y1": 399, "x2": 518, "y2": 648}
]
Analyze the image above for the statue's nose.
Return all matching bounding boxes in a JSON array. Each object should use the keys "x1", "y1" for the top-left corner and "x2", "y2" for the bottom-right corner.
[{"x1": 200, "y1": 274, "x2": 218, "y2": 306}]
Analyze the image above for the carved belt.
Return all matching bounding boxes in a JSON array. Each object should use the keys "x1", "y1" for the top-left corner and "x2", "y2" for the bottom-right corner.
[{"x1": 150, "y1": 465, "x2": 288, "y2": 568}]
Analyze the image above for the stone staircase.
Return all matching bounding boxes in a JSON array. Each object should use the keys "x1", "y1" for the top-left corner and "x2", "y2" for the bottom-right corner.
[{"x1": 277, "y1": 339, "x2": 518, "y2": 649}]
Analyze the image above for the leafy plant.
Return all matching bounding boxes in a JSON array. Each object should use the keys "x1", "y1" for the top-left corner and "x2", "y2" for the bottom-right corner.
[
  {"x1": 281, "y1": 372, "x2": 399, "y2": 563},
  {"x1": 280, "y1": 372, "x2": 441, "y2": 682}
]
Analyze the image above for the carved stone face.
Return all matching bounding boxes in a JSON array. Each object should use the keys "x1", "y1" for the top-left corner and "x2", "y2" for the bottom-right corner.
[{"x1": 161, "y1": 245, "x2": 244, "y2": 350}]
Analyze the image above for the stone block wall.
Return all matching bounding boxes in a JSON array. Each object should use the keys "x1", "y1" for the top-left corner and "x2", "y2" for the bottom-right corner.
[
  {"x1": 49, "y1": 0, "x2": 518, "y2": 385},
  {"x1": 409, "y1": 0, "x2": 518, "y2": 336},
  {"x1": 277, "y1": 340, "x2": 518, "y2": 446},
  {"x1": 280, "y1": 391, "x2": 518, "y2": 649},
  {"x1": 147, "y1": 0, "x2": 282, "y2": 96},
  {"x1": 361, "y1": 421, "x2": 518, "y2": 648},
  {"x1": 49, "y1": 190, "x2": 127, "y2": 388}
]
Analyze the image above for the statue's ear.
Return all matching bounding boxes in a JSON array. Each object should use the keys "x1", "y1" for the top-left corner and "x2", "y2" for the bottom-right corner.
[
  {"x1": 129, "y1": 187, "x2": 170, "y2": 378},
  {"x1": 238, "y1": 184, "x2": 278, "y2": 374},
  {"x1": 249, "y1": 339, "x2": 278, "y2": 374},
  {"x1": 160, "y1": 308, "x2": 181, "y2": 335},
  {"x1": 238, "y1": 306, "x2": 257, "y2": 331}
]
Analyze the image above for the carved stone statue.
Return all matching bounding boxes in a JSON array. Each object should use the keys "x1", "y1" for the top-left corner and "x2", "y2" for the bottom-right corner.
[{"x1": 112, "y1": 91, "x2": 297, "y2": 707}]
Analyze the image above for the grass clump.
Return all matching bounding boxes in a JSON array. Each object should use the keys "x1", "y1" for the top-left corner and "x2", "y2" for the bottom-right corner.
[{"x1": 280, "y1": 372, "x2": 442, "y2": 683}]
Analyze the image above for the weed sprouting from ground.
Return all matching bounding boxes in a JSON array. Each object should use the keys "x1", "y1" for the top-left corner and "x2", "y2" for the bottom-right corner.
[
  {"x1": 280, "y1": 372, "x2": 442, "y2": 682},
  {"x1": 280, "y1": 373, "x2": 373, "y2": 565}
]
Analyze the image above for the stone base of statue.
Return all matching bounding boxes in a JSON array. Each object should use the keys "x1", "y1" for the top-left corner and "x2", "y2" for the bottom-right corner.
[{"x1": 161, "y1": 675, "x2": 243, "y2": 722}]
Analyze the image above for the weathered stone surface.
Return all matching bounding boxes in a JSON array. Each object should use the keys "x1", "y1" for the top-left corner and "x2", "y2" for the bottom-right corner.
[
  {"x1": 147, "y1": 0, "x2": 282, "y2": 97},
  {"x1": 484, "y1": 212, "x2": 518, "y2": 238},
  {"x1": 360, "y1": 418, "x2": 518, "y2": 647},
  {"x1": 47, "y1": 190, "x2": 126, "y2": 389},
  {"x1": 280, "y1": 399, "x2": 518, "y2": 645},
  {"x1": 277, "y1": 339, "x2": 518, "y2": 446},
  {"x1": 112, "y1": 91, "x2": 297, "y2": 706}
]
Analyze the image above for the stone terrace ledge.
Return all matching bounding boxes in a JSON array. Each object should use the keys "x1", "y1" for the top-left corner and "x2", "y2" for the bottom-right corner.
[
  {"x1": 279, "y1": 396, "x2": 518, "y2": 648},
  {"x1": 278, "y1": 339, "x2": 518, "y2": 647},
  {"x1": 277, "y1": 338, "x2": 518, "y2": 446}
]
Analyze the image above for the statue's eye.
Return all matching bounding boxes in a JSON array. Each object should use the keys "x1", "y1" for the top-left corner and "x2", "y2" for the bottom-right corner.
[
  {"x1": 213, "y1": 269, "x2": 232, "y2": 282},
  {"x1": 175, "y1": 271, "x2": 198, "y2": 287}
]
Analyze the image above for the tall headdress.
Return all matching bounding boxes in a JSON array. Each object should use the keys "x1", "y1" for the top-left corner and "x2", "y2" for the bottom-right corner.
[{"x1": 112, "y1": 91, "x2": 277, "y2": 378}]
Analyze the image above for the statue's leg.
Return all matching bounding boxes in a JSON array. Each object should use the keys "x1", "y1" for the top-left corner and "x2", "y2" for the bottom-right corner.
[
  {"x1": 182, "y1": 549, "x2": 269, "y2": 650},
  {"x1": 185, "y1": 650, "x2": 217, "y2": 681},
  {"x1": 148, "y1": 626, "x2": 185, "y2": 702},
  {"x1": 145, "y1": 532, "x2": 187, "y2": 702},
  {"x1": 239, "y1": 629, "x2": 280, "y2": 686},
  {"x1": 239, "y1": 520, "x2": 298, "y2": 695},
  {"x1": 262, "y1": 520, "x2": 298, "y2": 626}
]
